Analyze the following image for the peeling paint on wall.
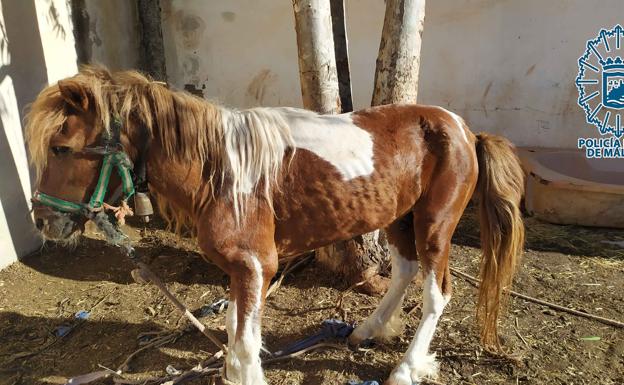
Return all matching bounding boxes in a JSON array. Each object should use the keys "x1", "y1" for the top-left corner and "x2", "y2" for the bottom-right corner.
[
  {"x1": 161, "y1": 0, "x2": 302, "y2": 108},
  {"x1": 245, "y1": 69, "x2": 277, "y2": 106},
  {"x1": 81, "y1": 0, "x2": 141, "y2": 70},
  {"x1": 174, "y1": 11, "x2": 205, "y2": 50},
  {"x1": 221, "y1": 12, "x2": 236, "y2": 22}
]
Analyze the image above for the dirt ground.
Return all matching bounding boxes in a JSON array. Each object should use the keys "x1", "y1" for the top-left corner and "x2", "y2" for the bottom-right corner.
[{"x1": 1, "y1": 207, "x2": 623, "y2": 385}]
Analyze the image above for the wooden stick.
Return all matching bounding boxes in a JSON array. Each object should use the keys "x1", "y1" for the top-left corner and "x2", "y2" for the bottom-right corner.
[
  {"x1": 117, "y1": 330, "x2": 182, "y2": 372},
  {"x1": 135, "y1": 261, "x2": 229, "y2": 352},
  {"x1": 266, "y1": 258, "x2": 294, "y2": 299},
  {"x1": 514, "y1": 317, "x2": 529, "y2": 347},
  {"x1": 450, "y1": 267, "x2": 624, "y2": 329},
  {"x1": 266, "y1": 254, "x2": 314, "y2": 299},
  {"x1": 262, "y1": 342, "x2": 348, "y2": 365}
]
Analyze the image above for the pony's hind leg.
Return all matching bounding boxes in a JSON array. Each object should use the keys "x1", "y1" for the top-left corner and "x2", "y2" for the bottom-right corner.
[
  {"x1": 349, "y1": 213, "x2": 419, "y2": 346},
  {"x1": 386, "y1": 173, "x2": 472, "y2": 385},
  {"x1": 387, "y1": 265, "x2": 451, "y2": 384}
]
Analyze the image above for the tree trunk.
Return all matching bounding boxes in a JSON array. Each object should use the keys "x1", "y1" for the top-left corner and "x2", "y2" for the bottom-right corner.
[
  {"x1": 70, "y1": 0, "x2": 91, "y2": 65},
  {"x1": 372, "y1": 0, "x2": 426, "y2": 106},
  {"x1": 292, "y1": 0, "x2": 341, "y2": 114},
  {"x1": 293, "y1": 0, "x2": 391, "y2": 296},
  {"x1": 315, "y1": 0, "x2": 426, "y2": 295},
  {"x1": 330, "y1": 0, "x2": 353, "y2": 112},
  {"x1": 137, "y1": 0, "x2": 167, "y2": 82}
]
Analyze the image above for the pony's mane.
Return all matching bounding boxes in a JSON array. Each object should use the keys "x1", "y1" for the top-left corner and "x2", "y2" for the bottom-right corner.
[{"x1": 25, "y1": 65, "x2": 295, "y2": 227}]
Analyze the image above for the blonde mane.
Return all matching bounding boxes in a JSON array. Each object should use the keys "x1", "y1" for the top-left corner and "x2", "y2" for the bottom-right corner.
[{"x1": 25, "y1": 66, "x2": 294, "y2": 228}]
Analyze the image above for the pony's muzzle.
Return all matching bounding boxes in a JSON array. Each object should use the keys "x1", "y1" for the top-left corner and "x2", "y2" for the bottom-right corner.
[{"x1": 33, "y1": 206, "x2": 81, "y2": 240}]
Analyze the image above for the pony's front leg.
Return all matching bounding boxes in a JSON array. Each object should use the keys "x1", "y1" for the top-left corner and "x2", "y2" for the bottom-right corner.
[
  {"x1": 196, "y1": 199, "x2": 277, "y2": 385},
  {"x1": 224, "y1": 292, "x2": 241, "y2": 383},
  {"x1": 227, "y1": 251, "x2": 277, "y2": 385}
]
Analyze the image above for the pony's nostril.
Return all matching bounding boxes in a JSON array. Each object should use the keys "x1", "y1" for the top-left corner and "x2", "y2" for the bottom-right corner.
[{"x1": 35, "y1": 218, "x2": 45, "y2": 230}]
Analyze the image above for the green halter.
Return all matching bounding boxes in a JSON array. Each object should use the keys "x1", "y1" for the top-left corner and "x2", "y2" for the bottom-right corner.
[{"x1": 32, "y1": 118, "x2": 136, "y2": 216}]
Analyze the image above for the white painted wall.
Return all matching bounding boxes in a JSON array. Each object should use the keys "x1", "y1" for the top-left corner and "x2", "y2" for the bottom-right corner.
[
  {"x1": 161, "y1": 0, "x2": 302, "y2": 107},
  {"x1": 160, "y1": 0, "x2": 386, "y2": 109},
  {"x1": 418, "y1": 0, "x2": 624, "y2": 148},
  {"x1": 0, "y1": 0, "x2": 77, "y2": 269},
  {"x1": 83, "y1": 0, "x2": 141, "y2": 70},
  {"x1": 161, "y1": 0, "x2": 624, "y2": 148}
]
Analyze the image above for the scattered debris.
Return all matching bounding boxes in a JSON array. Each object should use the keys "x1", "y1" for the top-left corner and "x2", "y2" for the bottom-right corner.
[
  {"x1": 165, "y1": 365, "x2": 182, "y2": 375},
  {"x1": 347, "y1": 380, "x2": 379, "y2": 385},
  {"x1": 198, "y1": 298, "x2": 228, "y2": 318},
  {"x1": 579, "y1": 336, "x2": 601, "y2": 341},
  {"x1": 3, "y1": 206, "x2": 623, "y2": 384},
  {"x1": 74, "y1": 310, "x2": 90, "y2": 320}
]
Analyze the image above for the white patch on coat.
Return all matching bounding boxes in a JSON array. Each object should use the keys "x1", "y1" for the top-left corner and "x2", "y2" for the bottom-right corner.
[
  {"x1": 436, "y1": 106, "x2": 469, "y2": 144},
  {"x1": 233, "y1": 255, "x2": 266, "y2": 385},
  {"x1": 225, "y1": 299, "x2": 241, "y2": 383},
  {"x1": 350, "y1": 245, "x2": 418, "y2": 343},
  {"x1": 278, "y1": 108, "x2": 375, "y2": 180},
  {"x1": 388, "y1": 272, "x2": 449, "y2": 383}
]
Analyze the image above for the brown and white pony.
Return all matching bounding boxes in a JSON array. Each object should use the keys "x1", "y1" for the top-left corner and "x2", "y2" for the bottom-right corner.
[{"x1": 26, "y1": 67, "x2": 524, "y2": 385}]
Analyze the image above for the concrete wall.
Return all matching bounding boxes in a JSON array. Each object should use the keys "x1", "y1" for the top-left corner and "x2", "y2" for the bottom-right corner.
[
  {"x1": 161, "y1": 0, "x2": 624, "y2": 148},
  {"x1": 161, "y1": 0, "x2": 302, "y2": 106},
  {"x1": 81, "y1": 0, "x2": 141, "y2": 70},
  {"x1": 418, "y1": 0, "x2": 624, "y2": 148},
  {"x1": 0, "y1": 0, "x2": 77, "y2": 269},
  {"x1": 160, "y1": 0, "x2": 386, "y2": 109}
]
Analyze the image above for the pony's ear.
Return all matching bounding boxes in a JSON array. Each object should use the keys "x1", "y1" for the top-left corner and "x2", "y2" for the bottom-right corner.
[{"x1": 58, "y1": 80, "x2": 90, "y2": 112}]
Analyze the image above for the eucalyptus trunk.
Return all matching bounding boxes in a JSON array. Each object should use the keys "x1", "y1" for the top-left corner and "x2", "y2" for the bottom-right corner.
[
  {"x1": 317, "y1": 0, "x2": 427, "y2": 295},
  {"x1": 372, "y1": 0, "x2": 426, "y2": 106},
  {"x1": 292, "y1": 0, "x2": 341, "y2": 113},
  {"x1": 293, "y1": 0, "x2": 393, "y2": 295}
]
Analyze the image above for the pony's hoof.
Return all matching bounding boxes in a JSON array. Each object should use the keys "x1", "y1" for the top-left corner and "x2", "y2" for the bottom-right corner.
[
  {"x1": 215, "y1": 375, "x2": 240, "y2": 385},
  {"x1": 347, "y1": 329, "x2": 365, "y2": 349},
  {"x1": 385, "y1": 355, "x2": 439, "y2": 385},
  {"x1": 347, "y1": 332, "x2": 373, "y2": 351},
  {"x1": 218, "y1": 365, "x2": 241, "y2": 385},
  {"x1": 347, "y1": 336, "x2": 363, "y2": 351}
]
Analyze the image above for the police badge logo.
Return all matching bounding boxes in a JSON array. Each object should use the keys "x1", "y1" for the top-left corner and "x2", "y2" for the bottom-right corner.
[{"x1": 576, "y1": 25, "x2": 624, "y2": 158}]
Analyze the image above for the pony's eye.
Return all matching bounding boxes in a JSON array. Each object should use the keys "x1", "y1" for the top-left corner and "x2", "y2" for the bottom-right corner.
[{"x1": 51, "y1": 146, "x2": 72, "y2": 156}]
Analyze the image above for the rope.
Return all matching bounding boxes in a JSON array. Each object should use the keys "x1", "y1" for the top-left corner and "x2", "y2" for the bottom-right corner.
[{"x1": 101, "y1": 201, "x2": 134, "y2": 225}]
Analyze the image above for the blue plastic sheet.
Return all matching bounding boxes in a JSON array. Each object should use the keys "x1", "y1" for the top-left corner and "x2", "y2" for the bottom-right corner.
[{"x1": 273, "y1": 319, "x2": 354, "y2": 357}]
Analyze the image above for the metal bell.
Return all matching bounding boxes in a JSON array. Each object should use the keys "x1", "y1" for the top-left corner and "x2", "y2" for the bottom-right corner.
[{"x1": 133, "y1": 192, "x2": 153, "y2": 223}]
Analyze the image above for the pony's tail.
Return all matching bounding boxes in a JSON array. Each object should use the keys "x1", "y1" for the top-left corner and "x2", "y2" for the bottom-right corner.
[{"x1": 474, "y1": 133, "x2": 525, "y2": 349}]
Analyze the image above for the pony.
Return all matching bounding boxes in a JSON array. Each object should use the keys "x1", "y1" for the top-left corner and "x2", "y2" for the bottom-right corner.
[{"x1": 26, "y1": 66, "x2": 524, "y2": 385}]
